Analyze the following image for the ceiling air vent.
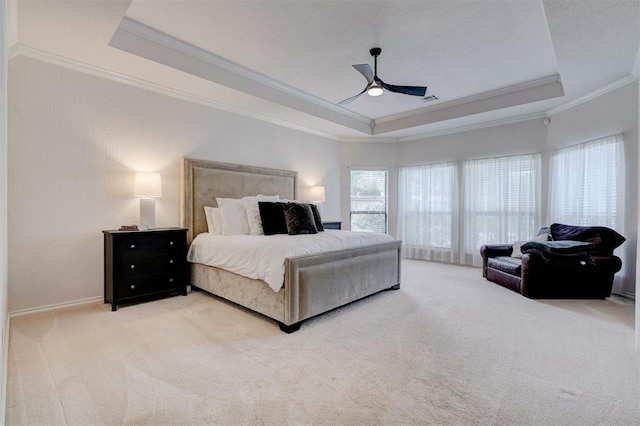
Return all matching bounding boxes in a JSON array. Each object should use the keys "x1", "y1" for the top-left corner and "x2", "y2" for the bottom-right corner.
[{"x1": 422, "y1": 94, "x2": 439, "y2": 103}]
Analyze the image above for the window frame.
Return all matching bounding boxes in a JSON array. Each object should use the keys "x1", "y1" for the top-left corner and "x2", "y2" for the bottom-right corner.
[{"x1": 349, "y1": 168, "x2": 389, "y2": 233}]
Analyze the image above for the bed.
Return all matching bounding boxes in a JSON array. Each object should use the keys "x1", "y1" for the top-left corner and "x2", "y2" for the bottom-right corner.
[{"x1": 180, "y1": 158, "x2": 402, "y2": 332}]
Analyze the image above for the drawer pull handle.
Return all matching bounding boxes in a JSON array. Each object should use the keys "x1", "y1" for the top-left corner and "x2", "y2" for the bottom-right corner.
[
  {"x1": 131, "y1": 284, "x2": 135, "y2": 289},
  {"x1": 130, "y1": 264, "x2": 135, "y2": 269},
  {"x1": 130, "y1": 244, "x2": 135, "y2": 249}
]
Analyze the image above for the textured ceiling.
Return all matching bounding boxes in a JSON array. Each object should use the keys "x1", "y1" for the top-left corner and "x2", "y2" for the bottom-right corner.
[
  {"x1": 124, "y1": 0, "x2": 558, "y2": 119},
  {"x1": 15, "y1": 0, "x2": 640, "y2": 140}
]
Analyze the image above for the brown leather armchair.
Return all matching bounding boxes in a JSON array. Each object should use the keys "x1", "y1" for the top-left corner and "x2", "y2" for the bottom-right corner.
[{"x1": 480, "y1": 224, "x2": 624, "y2": 299}]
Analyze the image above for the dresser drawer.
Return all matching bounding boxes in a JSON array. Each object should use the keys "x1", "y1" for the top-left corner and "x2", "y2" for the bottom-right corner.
[
  {"x1": 117, "y1": 271, "x2": 182, "y2": 299},
  {"x1": 115, "y1": 233, "x2": 186, "y2": 260}
]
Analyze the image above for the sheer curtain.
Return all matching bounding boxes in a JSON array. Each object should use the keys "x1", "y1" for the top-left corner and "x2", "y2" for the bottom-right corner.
[
  {"x1": 549, "y1": 134, "x2": 624, "y2": 229},
  {"x1": 463, "y1": 154, "x2": 541, "y2": 266},
  {"x1": 398, "y1": 162, "x2": 457, "y2": 262},
  {"x1": 549, "y1": 134, "x2": 625, "y2": 292}
]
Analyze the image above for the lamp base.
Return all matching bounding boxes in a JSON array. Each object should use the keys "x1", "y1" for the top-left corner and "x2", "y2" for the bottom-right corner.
[{"x1": 139, "y1": 198, "x2": 156, "y2": 229}]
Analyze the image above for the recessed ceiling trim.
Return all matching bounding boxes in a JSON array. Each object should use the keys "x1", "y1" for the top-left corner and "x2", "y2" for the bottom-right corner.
[
  {"x1": 373, "y1": 75, "x2": 564, "y2": 135},
  {"x1": 110, "y1": 17, "x2": 373, "y2": 134},
  {"x1": 397, "y1": 112, "x2": 548, "y2": 142},
  {"x1": 376, "y1": 75, "x2": 562, "y2": 124},
  {"x1": 341, "y1": 137, "x2": 399, "y2": 144},
  {"x1": 631, "y1": 46, "x2": 640, "y2": 78},
  {"x1": 546, "y1": 74, "x2": 637, "y2": 117},
  {"x1": 13, "y1": 44, "x2": 343, "y2": 141}
]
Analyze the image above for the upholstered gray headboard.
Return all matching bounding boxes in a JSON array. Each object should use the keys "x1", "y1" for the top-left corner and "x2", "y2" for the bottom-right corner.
[{"x1": 181, "y1": 158, "x2": 298, "y2": 243}]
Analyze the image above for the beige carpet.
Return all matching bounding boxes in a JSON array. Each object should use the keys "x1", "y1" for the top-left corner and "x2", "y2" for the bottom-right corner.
[{"x1": 6, "y1": 260, "x2": 640, "y2": 425}]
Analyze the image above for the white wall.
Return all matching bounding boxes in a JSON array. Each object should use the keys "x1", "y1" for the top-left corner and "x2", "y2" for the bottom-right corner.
[
  {"x1": 7, "y1": 56, "x2": 342, "y2": 312},
  {"x1": 1, "y1": 0, "x2": 10, "y2": 412},
  {"x1": 637, "y1": 79, "x2": 640, "y2": 351},
  {"x1": 547, "y1": 81, "x2": 639, "y2": 297}
]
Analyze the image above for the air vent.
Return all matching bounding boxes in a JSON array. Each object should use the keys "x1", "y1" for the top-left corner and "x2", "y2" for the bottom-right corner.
[{"x1": 422, "y1": 94, "x2": 439, "y2": 103}]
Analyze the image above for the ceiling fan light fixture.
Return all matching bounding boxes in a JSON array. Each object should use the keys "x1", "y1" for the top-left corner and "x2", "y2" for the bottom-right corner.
[{"x1": 367, "y1": 82, "x2": 383, "y2": 97}]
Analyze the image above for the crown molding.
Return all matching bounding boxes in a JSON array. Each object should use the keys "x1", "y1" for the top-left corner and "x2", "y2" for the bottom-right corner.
[
  {"x1": 631, "y1": 46, "x2": 640, "y2": 78},
  {"x1": 7, "y1": 44, "x2": 17, "y2": 61},
  {"x1": 546, "y1": 74, "x2": 638, "y2": 117},
  {"x1": 376, "y1": 75, "x2": 561, "y2": 124},
  {"x1": 374, "y1": 75, "x2": 563, "y2": 135},
  {"x1": 110, "y1": 17, "x2": 373, "y2": 134},
  {"x1": 397, "y1": 112, "x2": 547, "y2": 142},
  {"x1": 12, "y1": 44, "x2": 344, "y2": 141},
  {"x1": 341, "y1": 137, "x2": 398, "y2": 144}
]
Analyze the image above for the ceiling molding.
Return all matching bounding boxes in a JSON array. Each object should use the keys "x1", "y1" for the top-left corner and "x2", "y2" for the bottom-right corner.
[
  {"x1": 397, "y1": 112, "x2": 548, "y2": 142},
  {"x1": 110, "y1": 17, "x2": 373, "y2": 135},
  {"x1": 12, "y1": 44, "x2": 343, "y2": 142},
  {"x1": 341, "y1": 137, "x2": 399, "y2": 144},
  {"x1": 377, "y1": 75, "x2": 561, "y2": 124},
  {"x1": 7, "y1": 45, "x2": 17, "y2": 61},
  {"x1": 632, "y1": 46, "x2": 640, "y2": 78},
  {"x1": 546, "y1": 74, "x2": 638, "y2": 117},
  {"x1": 374, "y1": 75, "x2": 564, "y2": 135}
]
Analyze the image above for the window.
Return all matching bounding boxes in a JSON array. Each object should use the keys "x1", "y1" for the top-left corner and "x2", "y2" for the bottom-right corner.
[
  {"x1": 463, "y1": 153, "x2": 541, "y2": 265},
  {"x1": 350, "y1": 169, "x2": 388, "y2": 233},
  {"x1": 550, "y1": 134, "x2": 624, "y2": 229},
  {"x1": 397, "y1": 154, "x2": 540, "y2": 266},
  {"x1": 398, "y1": 162, "x2": 456, "y2": 262}
]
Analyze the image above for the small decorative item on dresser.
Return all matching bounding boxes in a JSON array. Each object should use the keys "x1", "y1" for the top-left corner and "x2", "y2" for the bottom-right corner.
[
  {"x1": 322, "y1": 221, "x2": 342, "y2": 230},
  {"x1": 103, "y1": 227, "x2": 189, "y2": 311}
]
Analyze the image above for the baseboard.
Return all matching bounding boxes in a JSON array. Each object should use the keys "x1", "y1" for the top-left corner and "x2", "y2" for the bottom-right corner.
[
  {"x1": 617, "y1": 291, "x2": 635, "y2": 300},
  {"x1": 9, "y1": 296, "x2": 103, "y2": 319},
  {"x1": 1, "y1": 313, "x2": 9, "y2": 426}
]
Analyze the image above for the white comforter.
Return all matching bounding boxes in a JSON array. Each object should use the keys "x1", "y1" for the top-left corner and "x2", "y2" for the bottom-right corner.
[{"x1": 187, "y1": 230, "x2": 395, "y2": 292}]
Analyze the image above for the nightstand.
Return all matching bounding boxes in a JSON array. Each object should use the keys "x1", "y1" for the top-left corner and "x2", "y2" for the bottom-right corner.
[
  {"x1": 322, "y1": 221, "x2": 342, "y2": 230},
  {"x1": 103, "y1": 228, "x2": 188, "y2": 311}
]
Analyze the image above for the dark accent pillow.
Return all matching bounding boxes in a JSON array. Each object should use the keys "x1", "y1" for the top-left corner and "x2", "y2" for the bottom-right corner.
[
  {"x1": 258, "y1": 202, "x2": 288, "y2": 235},
  {"x1": 309, "y1": 204, "x2": 324, "y2": 232},
  {"x1": 283, "y1": 203, "x2": 318, "y2": 235},
  {"x1": 550, "y1": 223, "x2": 625, "y2": 257}
]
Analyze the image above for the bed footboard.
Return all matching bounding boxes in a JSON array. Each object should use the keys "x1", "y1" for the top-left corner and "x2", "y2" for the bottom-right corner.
[{"x1": 283, "y1": 240, "x2": 402, "y2": 326}]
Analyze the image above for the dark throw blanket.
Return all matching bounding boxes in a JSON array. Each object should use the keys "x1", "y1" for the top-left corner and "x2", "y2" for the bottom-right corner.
[{"x1": 521, "y1": 240, "x2": 596, "y2": 267}]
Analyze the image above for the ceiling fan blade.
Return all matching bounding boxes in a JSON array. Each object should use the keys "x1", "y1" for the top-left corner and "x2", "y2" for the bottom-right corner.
[
  {"x1": 352, "y1": 64, "x2": 374, "y2": 82},
  {"x1": 338, "y1": 86, "x2": 367, "y2": 105},
  {"x1": 381, "y1": 81, "x2": 428, "y2": 97}
]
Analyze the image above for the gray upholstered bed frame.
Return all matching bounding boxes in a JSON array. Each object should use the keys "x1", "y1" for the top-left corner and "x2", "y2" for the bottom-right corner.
[{"x1": 181, "y1": 158, "x2": 401, "y2": 332}]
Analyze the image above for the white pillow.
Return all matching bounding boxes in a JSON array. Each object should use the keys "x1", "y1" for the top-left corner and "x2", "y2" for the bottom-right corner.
[
  {"x1": 216, "y1": 198, "x2": 250, "y2": 235},
  {"x1": 242, "y1": 194, "x2": 280, "y2": 235},
  {"x1": 512, "y1": 233, "x2": 551, "y2": 258},
  {"x1": 203, "y1": 206, "x2": 222, "y2": 235},
  {"x1": 533, "y1": 232, "x2": 551, "y2": 242},
  {"x1": 511, "y1": 241, "x2": 524, "y2": 258}
]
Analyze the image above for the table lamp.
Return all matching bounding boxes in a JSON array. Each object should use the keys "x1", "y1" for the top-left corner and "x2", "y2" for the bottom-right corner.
[{"x1": 134, "y1": 172, "x2": 162, "y2": 229}]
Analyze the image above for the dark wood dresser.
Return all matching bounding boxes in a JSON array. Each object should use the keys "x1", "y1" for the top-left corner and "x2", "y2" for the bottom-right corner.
[{"x1": 103, "y1": 228, "x2": 188, "y2": 311}]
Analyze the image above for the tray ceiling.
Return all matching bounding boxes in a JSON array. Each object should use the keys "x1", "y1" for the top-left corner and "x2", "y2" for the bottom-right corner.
[{"x1": 15, "y1": 0, "x2": 640, "y2": 140}]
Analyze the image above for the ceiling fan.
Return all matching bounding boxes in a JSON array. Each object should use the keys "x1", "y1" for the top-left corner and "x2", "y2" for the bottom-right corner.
[{"x1": 338, "y1": 47, "x2": 428, "y2": 105}]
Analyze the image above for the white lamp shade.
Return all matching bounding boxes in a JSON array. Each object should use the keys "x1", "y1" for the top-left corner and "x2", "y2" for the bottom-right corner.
[
  {"x1": 134, "y1": 172, "x2": 162, "y2": 198},
  {"x1": 310, "y1": 186, "x2": 326, "y2": 203}
]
